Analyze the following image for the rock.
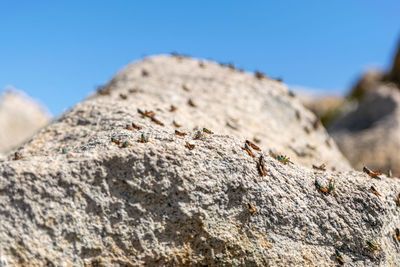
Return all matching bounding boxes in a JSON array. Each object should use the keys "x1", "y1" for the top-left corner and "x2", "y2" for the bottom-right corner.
[
  {"x1": 348, "y1": 70, "x2": 385, "y2": 101},
  {"x1": 99, "y1": 55, "x2": 350, "y2": 171},
  {"x1": 0, "y1": 89, "x2": 50, "y2": 153},
  {"x1": 387, "y1": 40, "x2": 400, "y2": 86},
  {"x1": 329, "y1": 84, "x2": 400, "y2": 177},
  {"x1": 301, "y1": 96, "x2": 344, "y2": 119},
  {"x1": 2, "y1": 55, "x2": 400, "y2": 266},
  {"x1": 300, "y1": 95, "x2": 346, "y2": 126}
]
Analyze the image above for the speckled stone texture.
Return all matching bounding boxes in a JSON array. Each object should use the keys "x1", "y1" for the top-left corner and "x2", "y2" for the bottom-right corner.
[{"x1": 0, "y1": 55, "x2": 399, "y2": 266}]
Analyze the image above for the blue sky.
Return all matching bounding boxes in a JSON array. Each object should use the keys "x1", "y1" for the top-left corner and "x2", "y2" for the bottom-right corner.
[{"x1": 1, "y1": 1, "x2": 399, "y2": 115}]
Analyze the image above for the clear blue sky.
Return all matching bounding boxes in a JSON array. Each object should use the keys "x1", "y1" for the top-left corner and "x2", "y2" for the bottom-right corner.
[{"x1": 1, "y1": 1, "x2": 399, "y2": 115}]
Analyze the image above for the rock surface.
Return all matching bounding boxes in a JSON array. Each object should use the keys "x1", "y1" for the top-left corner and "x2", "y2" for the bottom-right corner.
[
  {"x1": 330, "y1": 84, "x2": 400, "y2": 177},
  {"x1": 0, "y1": 89, "x2": 50, "y2": 154},
  {"x1": 99, "y1": 55, "x2": 350, "y2": 171},
  {"x1": 1, "y1": 55, "x2": 400, "y2": 266}
]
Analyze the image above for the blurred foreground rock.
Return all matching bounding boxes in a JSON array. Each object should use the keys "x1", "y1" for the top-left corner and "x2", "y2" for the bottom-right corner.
[
  {"x1": 1, "y1": 55, "x2": 400, "y2": 266},
  {"x1": 0, "y1": 89, "x2": 50, "y2": 153}
]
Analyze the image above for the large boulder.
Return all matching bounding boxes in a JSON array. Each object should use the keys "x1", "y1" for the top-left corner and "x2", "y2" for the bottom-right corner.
[
  {"x1": 329, "y1": 84, "x2": 400, "y2": 176},
  {"x1": 0, "y1": 89, "x2": 50, "y2": 153},
  {"x1": 2, "y1": 55, "x2": 400, "y2": 266},
  {"x1": 98, "y1": 55, "x2": 350, "y2": 171}
]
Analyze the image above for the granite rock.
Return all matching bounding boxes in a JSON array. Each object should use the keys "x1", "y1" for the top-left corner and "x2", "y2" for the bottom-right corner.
[{"x1": 2, "y1": 56, "x2": 399, "y2": 266}]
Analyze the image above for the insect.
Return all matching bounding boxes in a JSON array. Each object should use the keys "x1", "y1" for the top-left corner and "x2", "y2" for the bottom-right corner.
[
  {"x1": 185, "y1": 141, "x2": 195, "y2": 150},
  {"x1": 388, "y1": 169, "x2": 392, "y2": 178},
  {"x1": 145, "y1": 110, "x2": 156, "y2": 118},
  {"x1": 325, "y1": 138, "x2": 332, "y2": 148},
  {"x1": 171, "y1": 52, "x2": 185, "y2": 59},
  {"x1": 328, "y1": 179, "x2": 335, "y2": 195},
  {"x1": 335, "y1": 249, "x2": 345, "y2": 265},
  {"x1": 226, "y1": 63, "x2": 235, "y2": 70},
  {"x1": 170, "y1": 105, "x2": 177, "y2": 112},
  {"x1": 203, "y1": 128, "x2": 214, "y2": 134},
  {"x1": 137, "y1": 109, "x2": 155, "y2": 118},
  {"x1": 277, "y1": 155, "x2": 291, "y2": 165},
  {"x1": 306, "y1": 144, "x2": 316, "y2": 150},
  {"x1": 295, "y1": 110, "x2": 301, "y2": 120},
  {"x1": 188, "y1": 99, "x2": 196, "y2": 107},
  {"x1": 175, "y1": 130, "x2": 187, "y2": 136},
  {"x1": 245, "y1": 140, "x2": 260, "y2": 151},
  {"x1": 111, "y1": 137, "x2": 120, "y2": 145},
  {"x1": 366, "y1": 240, "x2": 380, "y2": 251},
  {"x1": 315, "y1": 180, "x2": 328, "y2": 194},
  {"x1": 363, "y1": 166, "x2": 382, "y2": 179},
  {"x1": 397, "y1": 193, "x2": 400, "y2": 207},
  {"x1": 119, "y1": 94, "x2": 127, "y2": 100},
  {"x1": 194, "y1": 131, "x2": 203, "y2": 139},
  {"x1": 253, "y1": 137, "x2": 261, "y2": 144},
  {"x1": 269, "y1": 149, "x2": 279, "y2": 158},
  {"x1": 13, "y1": 152, "x2": 23, "y2": 160},
  {"x1": 128, "y1": 88, "x2": 139, "y2": 93},
  {"x1": 139, "y1": 134, "x2": 149, "y2": 143},
  {"x1": 150, "y1": 116, "x2": 164, "y2": 126},
  {"x1": 370, "y1": 186, "x2": 381, "y2": 197},
  {"x1": 312, "y1": 163, "x2": 326, "y2": 171},
  {"x1": 97, "y1": 86, "x2": 110, "y2": 95},
  {"x1": 125, "y1": 124, "x2": 134, "y2": 131},
  {"x1": 303, "y1": 126, "x2": 311, "y2": 134},
  {"x1": 226, "y1": 121, "x2": 238, "y2": 130},
  {"x1": 132, "y1": 122, "x2": 142, "y2": 130},
  {"x1": 243, "y1": 143, "x2": 255, "y2": 158},
  {"x1": 313, "y1": 118, "x2": 321, "y2": 130},
  {"x1": 257, "y1": 155, "x2": 267, "y2": 177},
  {"x1": 173, "y1": 120, "x2": 181, "y2": 127},
  {"x1": 396, "y1": 228, "x2": 400, "y2": 241},
  {"x1": 61, "y1": 148, "x2": 68, "y2": 154},
  {"x1": 247, "y1": 202, "x2": 257, "y2": 215},
  {"x1": 121, "y1": 141, "x2": 131, "y2": 148},
  {"x1": 255, "y1": 71, "x2": 266, "y2": 80},
  {"x1": 182, "y1": 85, "x2": 190, "y2": 92},
  {"x1": 142, "y1": 69, "x2": 149, "y2": 77}
]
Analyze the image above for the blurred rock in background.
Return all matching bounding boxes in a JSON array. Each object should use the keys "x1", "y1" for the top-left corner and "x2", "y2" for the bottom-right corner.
[
  {"x1": 0, "y1": 88, "x2": 50, "y2": 153},
  {"x1": 329, "y1": 85, "x2": 400, "y2": 176},
  {"x1": 300, "y1": 94, "x2": 345, "y2": 126},
  {"x1": 327, "y1": 38, "x2": 400, "y2": 176},
  {"x1": 386, "y1": 39, "x2": 400, "y2": 86}
]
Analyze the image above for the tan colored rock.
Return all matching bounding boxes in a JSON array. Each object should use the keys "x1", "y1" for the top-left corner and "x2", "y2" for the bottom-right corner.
[
  {"x1": 330, "y1": 84, "x2": 400, "y2": 176},
  {"x1": 4, "y1": 55, "x2": 400, "y2": 266},
  {"x1": 0, "y1": 89, "x2": 50, "y2": 153}
]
